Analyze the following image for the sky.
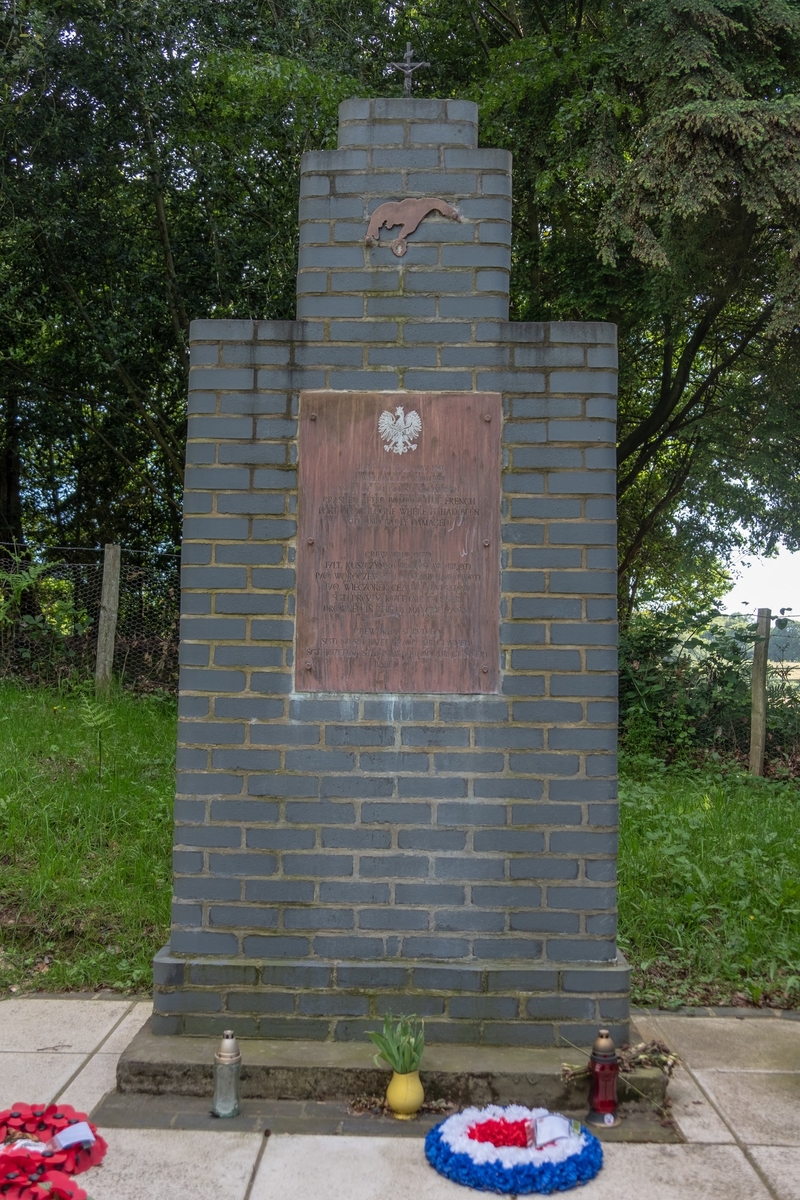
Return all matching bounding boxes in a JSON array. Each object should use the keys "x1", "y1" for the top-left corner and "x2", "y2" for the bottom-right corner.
[{"x1": 720, "y1": 545, "x2": 800, "y2": 617}]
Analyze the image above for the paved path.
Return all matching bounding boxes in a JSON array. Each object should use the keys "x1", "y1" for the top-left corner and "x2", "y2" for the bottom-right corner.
[{"x1": 2, "y1": 995, "x2": 799, "y2": 1199}]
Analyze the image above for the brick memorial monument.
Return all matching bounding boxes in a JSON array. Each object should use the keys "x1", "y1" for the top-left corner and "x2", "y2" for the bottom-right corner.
[{"x1": 154, "y1": 96, "x2": 629, "y2": 1047}]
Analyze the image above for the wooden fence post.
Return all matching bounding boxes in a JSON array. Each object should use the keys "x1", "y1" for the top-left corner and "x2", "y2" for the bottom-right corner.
[
  {"x1": 95, "y1": 543, "x2": 121, "y2": 698},
  {"x1": 749, "y1": 607, "x2": 771, "y2": 776}
]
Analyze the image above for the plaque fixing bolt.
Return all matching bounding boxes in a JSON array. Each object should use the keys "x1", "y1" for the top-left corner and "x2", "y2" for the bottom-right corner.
[
  {"x1": 483, "y1": 540, "x2": 490, "y2": 547},
  {"x1": 307, "y1": 538, "x2": 314, "y2": 545},
  {"x1": 481, "y1": 665, "x2": 489, "y2": 673},
  {"x1": 305, "y1": 661, "x2": 313, "y2": 670},
  {"x1": 484, "y1": 414, "x2": 491, "y2": 422},
  {"x1": 310, "y1": 413, "x2": 317, "y2": 421}
]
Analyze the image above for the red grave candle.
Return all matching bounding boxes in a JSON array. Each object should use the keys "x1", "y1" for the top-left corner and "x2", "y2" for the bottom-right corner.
[{"x1": 587, "y1": 1028, "x2": 620, "y2": 1124}]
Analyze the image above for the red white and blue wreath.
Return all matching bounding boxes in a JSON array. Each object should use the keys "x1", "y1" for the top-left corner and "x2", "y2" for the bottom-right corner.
[{"x1": 425, "y1": 1105, "x2": 603, "y2": 1194}]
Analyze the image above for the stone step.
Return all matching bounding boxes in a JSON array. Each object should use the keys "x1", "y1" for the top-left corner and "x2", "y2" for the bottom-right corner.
[
  {"x1": 93, "y1": 1091, "x2": 682, "y2": 1143},
  {"x1": 117, "y1": 1018, "x2": 666, "y2": 1111}
]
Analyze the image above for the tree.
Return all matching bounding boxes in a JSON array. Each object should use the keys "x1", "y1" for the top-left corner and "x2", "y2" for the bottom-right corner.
[
  {"x1": 2, "y1": 0, "x2": 799, "y2": 611},
  {"x1": 473, "y1": 0, "x2": 800, "y2": 611},
  {"x1": 0, "y1": 0, "x2": 359, "y2": 548}
]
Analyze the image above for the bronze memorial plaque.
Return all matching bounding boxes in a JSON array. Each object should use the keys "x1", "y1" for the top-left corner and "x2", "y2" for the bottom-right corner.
[{"x1": 295, "y1": 391, "x2": 501, "y2": 694}]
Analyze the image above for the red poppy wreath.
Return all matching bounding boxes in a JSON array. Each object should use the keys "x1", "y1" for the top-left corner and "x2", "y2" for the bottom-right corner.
[{"x1": 0, "y1": 1104, "x2": 107, "y2": 1200}]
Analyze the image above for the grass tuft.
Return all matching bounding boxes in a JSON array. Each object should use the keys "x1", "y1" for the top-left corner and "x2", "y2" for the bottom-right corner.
[
  {"x1": 619, "y1": 752, "x2": 800, "y2": 1008},
  {"x1": 0, "y1": 682, "x2": 174, "y2": 992},
  {"x1": 2, "y1": 683, "x2": 798, "y2": 1008}
]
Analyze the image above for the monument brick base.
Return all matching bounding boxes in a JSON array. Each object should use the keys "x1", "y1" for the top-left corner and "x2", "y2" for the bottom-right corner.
[
  {"x1": 158, "y1": 97, "x2": 627, "y2": 1047},
  {"x1": 153, "y1": 948, "x2": 629, "y2": 1045}
]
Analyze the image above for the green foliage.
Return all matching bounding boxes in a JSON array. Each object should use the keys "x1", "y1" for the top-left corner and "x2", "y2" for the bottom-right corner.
[
  {"x1": 0, "y1": 552, "x2": 93, "y2": 680},
  {"x1": 474, "y1": 0, "x2": 800, "y2": 607},
  {"x1": 0, "y1": 555, "x2": 50, "y2": 627},
  {"x1": 367, "y1": 1013, "x2": 425, "y2": 1074},
  {"x1": 770, "y1": 618, "x2": 800, "y2": 661},
  {"x1": 0, "y1": 682, "x2": 174, "y2": 993},
  {"x1": 2, "y1": 0, "x2": 800, "y2": 600},
  {"x1": 77, "y1": 694, "x2": 116, "y2": 781},
  {"x1": 619, "y1": 755, "x2": 800, "y2": 1007},
  {"x1": 620, "y1": 609, "x2": 800, "y2": 760},
  {"x1": 0, "y1": 0, "x2": 356, "y2": 548},
  {"x1": 2, "y1": 678, "x2": 798, "y2": 1009}
]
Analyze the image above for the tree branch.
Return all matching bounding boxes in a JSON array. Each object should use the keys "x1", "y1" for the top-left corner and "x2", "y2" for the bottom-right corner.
[
  {"x1": 517, "y1": 0, "x2": 553, "y2": 37},
  {"x1": 660, "y1": 309, "x2": 773, "y2": 441},
  {"x1": 617, "y1": 306, "x2": 773, "y2": 496},
  {"x1": 139, "y1": 105, "x2": 191, "y2": 378},
  {"x1": 477, "y1": 0, "x2": 523, "y2": 39},
  {"x1": 56, "y1": 275, "x2": 186, "y2": 484},
  {"x1": 617, "y1": 291, "x2": 731, "y2": 466},
  {"x1": 83, "y1": 406, "x2": 181, "y2": 516},
  {"x1": 467, "y1": 3, "x2": 493, "y2": 57},
  {"x1": 503, "y1": 0, "x2": 527, "y2": 36},
  {"x1": 617, "y1": 446, "x2": 698, "y2": 580}
]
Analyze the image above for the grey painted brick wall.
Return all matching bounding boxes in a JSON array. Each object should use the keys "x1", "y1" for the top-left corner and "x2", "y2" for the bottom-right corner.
[{"x1": 157, "y1": 97, "x2": 628, "y2": 1046}]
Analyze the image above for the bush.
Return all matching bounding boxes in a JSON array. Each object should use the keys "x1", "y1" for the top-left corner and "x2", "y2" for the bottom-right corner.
[
  {"x1": 0, "y1": 553, "x2": 95, "y2": 684},
  {"x1": 619, "y1": 610, "x2": 800, "y2": 764}
]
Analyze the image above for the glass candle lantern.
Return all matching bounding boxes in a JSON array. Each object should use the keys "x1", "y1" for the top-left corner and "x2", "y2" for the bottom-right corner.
[
  {"x1": 586, "y1": 1028, "x2": 620, "y2": 1128},
  {"x1": 211, "y1": 1030, "x2": 242, "y2": 1118}
]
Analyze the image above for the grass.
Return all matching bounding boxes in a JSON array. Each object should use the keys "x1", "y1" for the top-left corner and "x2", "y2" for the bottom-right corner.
[
  {"x1": 0, "y1": 682, "x2": 174, "y2": 992},
  {"x1": 1, "y1": 682, "x2": 798, "y2": 1007},
  {"x1": 619, "y1": 751, "x2": 800, "y2": 1008}
]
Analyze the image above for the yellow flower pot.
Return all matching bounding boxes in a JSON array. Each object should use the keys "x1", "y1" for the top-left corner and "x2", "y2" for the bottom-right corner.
[{"x1": 385, "y1": 1069, "x2": 424, "y2": 1119}]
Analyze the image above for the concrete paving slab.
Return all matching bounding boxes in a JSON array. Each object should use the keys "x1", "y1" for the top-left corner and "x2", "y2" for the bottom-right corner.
[
  {"x1": 586, "y1": 1112, "x2": 682, "y2": 1144},
  {"x1": 696, "y1": 1069, "x2": 800, "y2": 1146},
  {"x1": 251, "y1": 1136, "x2": 771, "y2": 1200},
  {"x1": 663, "y1": 1067, "x2": 734, "y2": 1144},
  {"x1": 0, "y1": 1052, "x2": 88, "y2": 1107},
  {"x1": 654, "y1": 1016, "x2": 800, "y2": 1070},
  {"x1": 750, "y1": 1146, "x2": 800, "y2": 1200},
  {"x1": 100, "y1": 1002, "x2": 152, "y2": 1054},
  {"x1": 0, "y1": 998, "x2": 128, "y2": 1053},
  {"x1": 629, "y1": 1015, "x2": 664, "y2": 1044},
  {"x1": 582, "y1": 1144, "x2": 774, "y2": 1199},
  {"x1": 251, "y1": 1135, "x2": 464, "y2": 1200},
  {"x1": 90, "y1": 1128, "x2": 263, "y2": 1200},
  {"x1": 57, "y1": 1052, "x2": 119, "y2": 1116}
]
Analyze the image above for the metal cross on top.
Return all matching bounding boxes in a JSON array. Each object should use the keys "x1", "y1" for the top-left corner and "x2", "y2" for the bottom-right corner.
[{"x1": 387, "y1": 42, "x2": 430, "y2": 96}]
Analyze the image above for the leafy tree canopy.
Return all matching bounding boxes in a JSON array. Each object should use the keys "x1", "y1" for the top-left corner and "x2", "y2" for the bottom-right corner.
[{"x1": 1, "y1": 0, "x2": 799, "y2": 617}]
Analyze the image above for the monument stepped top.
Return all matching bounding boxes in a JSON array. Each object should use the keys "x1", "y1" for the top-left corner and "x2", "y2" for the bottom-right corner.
[
  {"x1": 337, "y1": 97, "x2": 479, "y2": 149},
  {"x1": 339, "y1": 97, "x2": 478, "y2": 123}
]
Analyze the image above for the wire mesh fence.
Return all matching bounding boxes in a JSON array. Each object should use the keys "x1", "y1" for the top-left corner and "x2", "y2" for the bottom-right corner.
[{"x1": 0, "y1": 545, "x2": 180, "y2": 692}]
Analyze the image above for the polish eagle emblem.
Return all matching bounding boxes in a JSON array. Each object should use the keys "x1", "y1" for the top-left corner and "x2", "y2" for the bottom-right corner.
[{"x1": 378, "y1": 406, "x2": 422, "y2": 454}]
